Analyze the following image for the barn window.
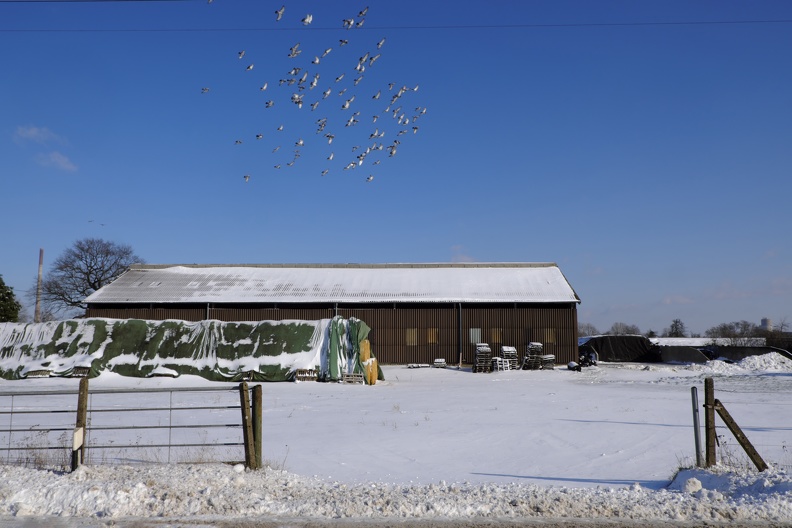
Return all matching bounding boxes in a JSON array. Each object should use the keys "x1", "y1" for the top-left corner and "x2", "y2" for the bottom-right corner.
[
  {"x1": 491, "y1": 328, "x2": 502, "y2": 344},
  {"x1": 469, "y1": 328, "x2": 481, "y2": 344},
  {"x1": 406, "y1": 328, "x2": 418, "y2": 346},
  {"x1": 427, "y1": 327, "x2": 439, "y2": 345}
]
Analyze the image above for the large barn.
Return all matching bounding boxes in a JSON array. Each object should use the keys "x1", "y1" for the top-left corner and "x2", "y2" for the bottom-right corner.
[{"x1": 84, "y1": 263, "x2": 581, "y2": 365}]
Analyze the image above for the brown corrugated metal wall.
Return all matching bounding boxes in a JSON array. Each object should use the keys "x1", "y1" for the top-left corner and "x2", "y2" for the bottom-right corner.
[{"x1": 86, "y1": 302, "x2": 578, "y2": 365}]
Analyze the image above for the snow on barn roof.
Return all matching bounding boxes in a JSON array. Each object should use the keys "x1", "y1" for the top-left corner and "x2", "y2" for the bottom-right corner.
[{"x1": 84, "y1": 263, "x2": 580, "y2": 305}]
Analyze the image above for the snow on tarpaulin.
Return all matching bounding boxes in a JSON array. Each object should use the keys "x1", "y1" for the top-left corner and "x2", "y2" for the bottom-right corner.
[{"x1": 0, "y1": 316, "x2": 383, "y2": 383}]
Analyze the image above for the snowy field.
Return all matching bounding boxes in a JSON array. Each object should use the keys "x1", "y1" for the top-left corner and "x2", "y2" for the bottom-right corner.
[{"x1": 1, "y1": 354, "x2": 791, "y2": 527}]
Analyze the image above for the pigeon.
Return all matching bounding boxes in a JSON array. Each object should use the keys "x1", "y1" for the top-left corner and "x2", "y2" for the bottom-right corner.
[
  {"x1": 288, "y1": 67, "x2": 301, "y2": 76},
  {"x1": 369, "y1": 53, "x2": 381, "y2": 66},
  {"x1": 325, "y1": 133, "x2": 335, "y2": 144},
  {"x1": 260, "y1": 82, "x2": 268, "y2": 91},
  {"x1": 256, "y1": 134, "x2": 263, "y2": 140},
  {"x1": 302, "y1": 14, "x2": 313, "y2": 25},
  {"x1": 238, "y1": 50, "x2": 245, "y2": 59},
  {"x1": 377, "y1": 37, "x2": 386, "y2": 49},
  {"x1": 355, "y1": 19, "x2": 365, "y2": 28},
  {"x1": 372, "y1": 115, "x2": 379, "y2": 123},
  {"x1": 201, "y1": 87, "x2": 210, "y2": 93},
  {"x1": 312, "y1": 56, "x2": 320, "y2": 65},
  {"x1": 372, "y1": 160, "x2": 381, "y2": 165},
  {"x1": 310, "y1": 101, "x2": 320, "y2": 111},
  {"x1": 288, "y1": 43, "x2": 301, "y2": 58},
  {"x1": 413, "y1": 126, "x2": 419, "y2": 134},
  {"x1": 295, "y1": 138, "x2": 304, "y2": 147},
  {"x1": 341, "y1": 96, "x2": 355, "y2": 109},
  {"x1": 323, "y1": 88, "x2": 332, "y2": 99},
  {"x1": 366, "y1": 175, "x2": 374, "y2": 182},
  {"x1": 273, "y1": 146, "x2": 281, "y2": 152},
  {"x1": 358, "y1": 7, "x2": 369, "y2": 17},
  {"x1": 277, "y1": 125, "x2": 284, "y2": 131},
  {"x1": 235, "y1": 140, "x2": 243, "y2": 145},
  {"x1": 274, "y1": 164, "x2": 281, "y2": 169},
  {"x1": 322, "y1": 48, "x2": 332, "y2": 58},
  {"x1": 344, "y1": 162, "x2": 356, "y2": 170},
  {"x1": 342, "y1": 19, "x2": 354, "y2": 29},
  {"x1": 244, "y1": 175, "x2": 250, "y2": 182},
  {"x1": 265, "y1": 100, "x2": 274, "y2": 108},
  {"x1": 372, "y1": 90, "x2": 381, "y2": 100},
  {"x1": 327, "y1": 152, "x2": 334, "y2": 160},
  {"x1": 354, "y1": 76, "x2": 363, "y2": 85},
  {"x1": 275, "y1": 5, "x2": 285, "y2": 21},
  {"x1": 335, "y1": 73, "x2": 345, "y2": 83},
  {"x1": 339, "y1": 39, "x2": 349, "y2": 46},
  {"x1": 246, "y1": 64, "x2": 254, "y2": 71}
]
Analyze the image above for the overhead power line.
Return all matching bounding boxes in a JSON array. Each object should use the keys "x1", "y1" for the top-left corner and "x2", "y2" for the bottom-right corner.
[{"x1": 2, "y1": 18, "x2": 792, "y2": 33}]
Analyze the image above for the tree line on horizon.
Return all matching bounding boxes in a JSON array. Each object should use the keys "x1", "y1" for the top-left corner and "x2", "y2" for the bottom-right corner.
[{"x1": 578, "y1": 318, "x2": 791, "y2": 349}]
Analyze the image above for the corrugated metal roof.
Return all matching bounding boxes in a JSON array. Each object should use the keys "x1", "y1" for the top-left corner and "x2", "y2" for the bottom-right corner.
[{"x1": 84, "y1": 263, "x2": 580, "y2": 304}]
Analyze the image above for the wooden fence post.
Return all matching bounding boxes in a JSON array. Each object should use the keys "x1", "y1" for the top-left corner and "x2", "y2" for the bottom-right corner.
[
  {"x1": 704, "y1": 377, "x2": 716, "y2": 467},
  {"x1": 714, "y1": 399, "x2": 768, "y2": 471},
  {"x1": 239, "y1": 382, "x2": 256, "y2": 469},
  {"x1": 71, "y1": 377, "x2": 89, "y2": 471},
  {"x1": 252, "y1": 385, "x2": 262, "y2": 470}
]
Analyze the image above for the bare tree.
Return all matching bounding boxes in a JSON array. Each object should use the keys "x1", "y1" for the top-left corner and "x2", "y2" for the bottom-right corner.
[
  {"x1": 578, "y1": 322, "x2": 600, "y2": 337},
  {"x1": 705, "y1": 320, "x2": 760, "y2": 346},
  {"x1": 607, "y1": 322, "x2": 641, "y2": 335},
  {"x1": 32, "y1": 238, "x2": 144, "y2": 317},
  {"x1": 662, "y1": 319, "x2": 687, "y2": 338}
]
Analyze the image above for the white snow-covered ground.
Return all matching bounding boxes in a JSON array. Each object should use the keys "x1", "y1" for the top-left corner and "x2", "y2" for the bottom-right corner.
[{"x1": 1, "y1": 353, "x2": 791, "y2": 527}]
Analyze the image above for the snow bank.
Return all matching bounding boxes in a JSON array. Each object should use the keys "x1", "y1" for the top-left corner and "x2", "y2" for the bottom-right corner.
[{"x1": 0, "y1": 463, "x2": 790, "y2": 523}]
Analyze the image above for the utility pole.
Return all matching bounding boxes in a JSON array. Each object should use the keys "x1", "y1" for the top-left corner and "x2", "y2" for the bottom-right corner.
[{"x1": 35, "y1": 248, "x2": 44, "y2": 323}]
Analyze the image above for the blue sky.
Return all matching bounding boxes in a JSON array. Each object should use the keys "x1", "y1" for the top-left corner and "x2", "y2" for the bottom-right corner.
[{"x1": 2, "y1": 0, "x2": 790, "y2": 335}]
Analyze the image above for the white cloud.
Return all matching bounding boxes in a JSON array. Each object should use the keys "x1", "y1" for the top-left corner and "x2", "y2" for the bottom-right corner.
[
  {"x1": 14, "y1": 125, "x2": 64, "y2": 144},
  {"x1": 661, "y1": 295, "x2": 695, "y2": 305},
  {"x1": 36, "y1": 151, "x2": 77, "y2": 172}
]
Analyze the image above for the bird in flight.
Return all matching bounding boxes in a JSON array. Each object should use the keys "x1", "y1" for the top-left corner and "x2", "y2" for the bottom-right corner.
[
  {"x1": 244, "y1": 175, "x2": 250, "y2": 182},
  {"x1": 302, "y1": 14, "x2": 313, "y2": 25},
  {"x1": 275, "y1": 5, "x2": 285, "y2": 21},
  {"x1": 366, "y1": 175, "x2": 374, "y2": 182}
]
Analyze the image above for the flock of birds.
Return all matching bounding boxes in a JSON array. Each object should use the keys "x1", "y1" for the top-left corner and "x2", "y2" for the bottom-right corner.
[{"x1": 201, "y1": 5, "x2": 427, "y2": 185}]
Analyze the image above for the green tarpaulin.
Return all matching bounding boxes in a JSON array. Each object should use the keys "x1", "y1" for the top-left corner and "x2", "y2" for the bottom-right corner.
[{"x1": 0, "y1": 316, "x2": 383, "y2": 383}]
